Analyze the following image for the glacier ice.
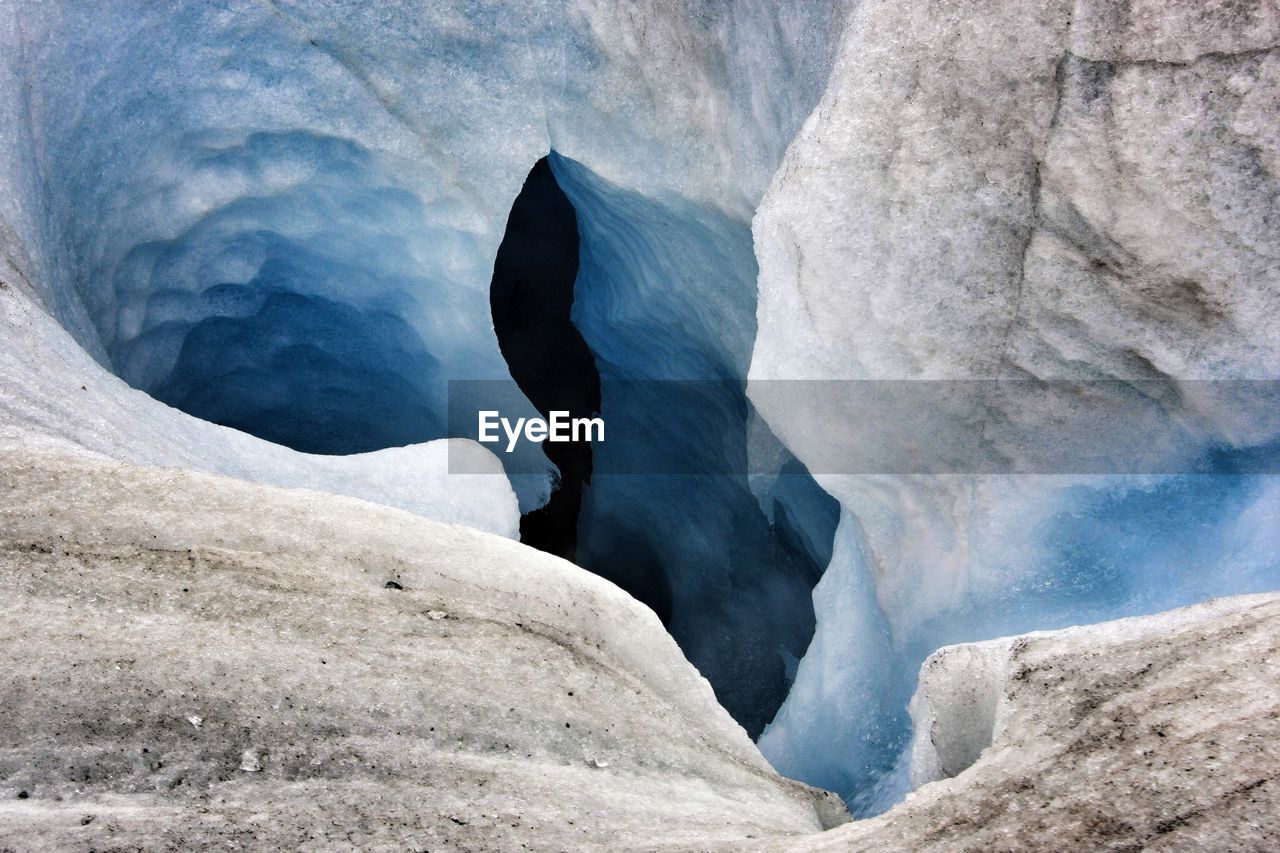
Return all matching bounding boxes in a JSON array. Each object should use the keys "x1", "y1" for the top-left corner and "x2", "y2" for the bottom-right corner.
[
  {"x1": 751, "y1": 0, "x2": 1280, "y2": 815},
  {"x1": 0, "y1": 0, "x2": 843, "y2": 505},
  {"x1": 2, "y1": 0, "x2": 1277, "y2": 824},
  {"x1": 803, "y1": 592, "x2": 1280, "y2": 850},
  {"x1": 0, "y1": 448, "x2": 846, "y2": 846},
  {"x1": 0, "y1": 281, "x2": 520, "y2": 537},
  {"x1": 0, "y1": 0, "x2": 847, "y2": 740},
  {"x1": 490, "y1": 152, "x2": 844, "y2": 735}
]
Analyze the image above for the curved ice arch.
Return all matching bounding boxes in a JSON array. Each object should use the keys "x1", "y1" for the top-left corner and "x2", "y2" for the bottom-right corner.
[
  {"x1": 0, "y1": 0, "x2": 847, "y2": 512},
  {"x1": 0, "y1": 280, "x2": 521, "y2": 538}
]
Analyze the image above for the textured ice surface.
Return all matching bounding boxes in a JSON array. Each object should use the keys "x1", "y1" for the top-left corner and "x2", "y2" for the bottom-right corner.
[
  {"x1": 0, "y1": 0, "x2": 843, "y2": 518},
  {"x1": 750, "y1": 0, "x2": 1280, "y2": 814},
  {"x1": 0, "y1": 1, "x2": 842, "y2": 480},
  {"x1": 5, "y1": 0, "x2": 1277, "y2": 824},
  {"x1": 723, "y1": 593, "x2": 1280, "y2": 851},
  {"x1": 0, "y1": 0, "x2": 847, "y2": 746},
  {"x1": 0, "y1": 449, "x2": 846, "y2": 848}
]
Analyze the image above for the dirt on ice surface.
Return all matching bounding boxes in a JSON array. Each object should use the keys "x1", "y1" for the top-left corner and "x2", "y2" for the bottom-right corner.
[
  {"x1": 2, "y1": 448, "x2": 1278, "y2": 850},
  {"x1": 745, "y1": 593, "x2": 1280, "y2": 852},
  {"x1": 0, "y1": 449, "x2": 841, "y2": 851}
]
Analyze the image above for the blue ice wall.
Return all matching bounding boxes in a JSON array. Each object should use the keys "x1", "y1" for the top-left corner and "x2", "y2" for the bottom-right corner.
[
  {"x1": 761, "y1": 464, "x2": 1280, "y2": 815},
  {"x1": 549, "y1": 153, "x2": 839, "y2": 736},
  {"x1": 105, "y1": 132, "x2": 446, "y2": 455},
  {"x1": 8, "y1": 0, "x2": 844, "y2": 513}
]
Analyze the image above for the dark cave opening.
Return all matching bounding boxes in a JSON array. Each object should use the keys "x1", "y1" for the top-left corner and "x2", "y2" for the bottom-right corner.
[
  {"x1": 489, "y1": 157, "x2": 602, "y2": 565},
  {"x1": 102, "y1": 142, "x2": 836, "y2": 743},
  {"x1": 489, "y1": 155, "x2": 840, "y2": 739}
]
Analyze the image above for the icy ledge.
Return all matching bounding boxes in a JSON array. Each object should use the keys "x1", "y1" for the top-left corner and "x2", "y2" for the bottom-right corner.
[
  {"x1": 746, "y1": 593, "x2": 1280, "y2": 851},
  {"x1": 0, "y1": 449, "x2": 845, "y2": 849},
  {"x1": 0, "y1": 279, "x2": 518, "y2": 537}
]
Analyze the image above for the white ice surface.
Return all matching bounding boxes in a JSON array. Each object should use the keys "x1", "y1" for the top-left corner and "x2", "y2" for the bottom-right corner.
[
  {"x1": 750, "y1": 0, "x2": 1280, "y2": 812},
  {"x1": 0, "y1": 448, "x2": 845, "y2": 849},
  {"x1": 726, "y1": 592, "x2": 1280, "y2": 851}
]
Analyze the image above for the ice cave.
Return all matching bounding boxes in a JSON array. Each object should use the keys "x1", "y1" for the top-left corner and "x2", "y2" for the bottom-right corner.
[{"x1": 1, "y1": 0, "x2": 1278, "y2": 849}]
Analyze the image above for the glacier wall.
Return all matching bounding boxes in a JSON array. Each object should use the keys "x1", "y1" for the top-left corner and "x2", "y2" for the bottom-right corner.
[
  {"x1": 7, "y1": 0, "x2": 1272, "y2": 818},
  {"x1": 0, "y1": 0, "x2": 845, "y2": 496},
  {"x1": 816, "y1": 592, "x2": 1280, "y2": 850},
  {"x1": 0, "y1": 0, "x2": 848, "y2": 739},
  {"x1": 750, "y1": 0, "x2": 1280, "y2": 815}
]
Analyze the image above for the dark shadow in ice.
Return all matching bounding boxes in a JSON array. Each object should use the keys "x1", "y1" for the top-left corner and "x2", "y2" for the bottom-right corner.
[
  {"x1": 108, "y1": 131, "x2": 453, "y2": 456},
  {"x1": 486, "y1": 152, "x2": 843, "y2": 738},
  {"x1": 489, "y1": 157, "x2": 601, "y2": 563}
]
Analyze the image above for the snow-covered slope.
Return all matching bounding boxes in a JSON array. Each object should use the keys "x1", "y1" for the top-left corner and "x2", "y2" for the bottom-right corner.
[{"x1": 0, "y1": 449, "x2": 845, "y2": 850}]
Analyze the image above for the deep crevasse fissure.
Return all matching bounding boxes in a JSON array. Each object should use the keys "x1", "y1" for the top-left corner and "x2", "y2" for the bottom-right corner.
[{"x1": 4, "y1": 0, "x2": 1277, "y2": 823}]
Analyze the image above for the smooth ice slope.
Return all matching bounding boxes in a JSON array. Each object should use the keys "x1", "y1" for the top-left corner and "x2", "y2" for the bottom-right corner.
[
  {"x1": 751, "y1": 0, "x2": 1280, "y2": 813},
  {"x1": 0, "y1": 448, "x2": 846, "y2": 849}
]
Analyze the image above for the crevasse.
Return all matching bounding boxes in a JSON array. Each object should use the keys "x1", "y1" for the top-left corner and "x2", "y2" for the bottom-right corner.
[
  {"x1": 0, "y1": 0, "x2": 845, "y2": 746},
  {"x1": 3, "y1": 0, "x2": 1277, "y2": 821}
]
